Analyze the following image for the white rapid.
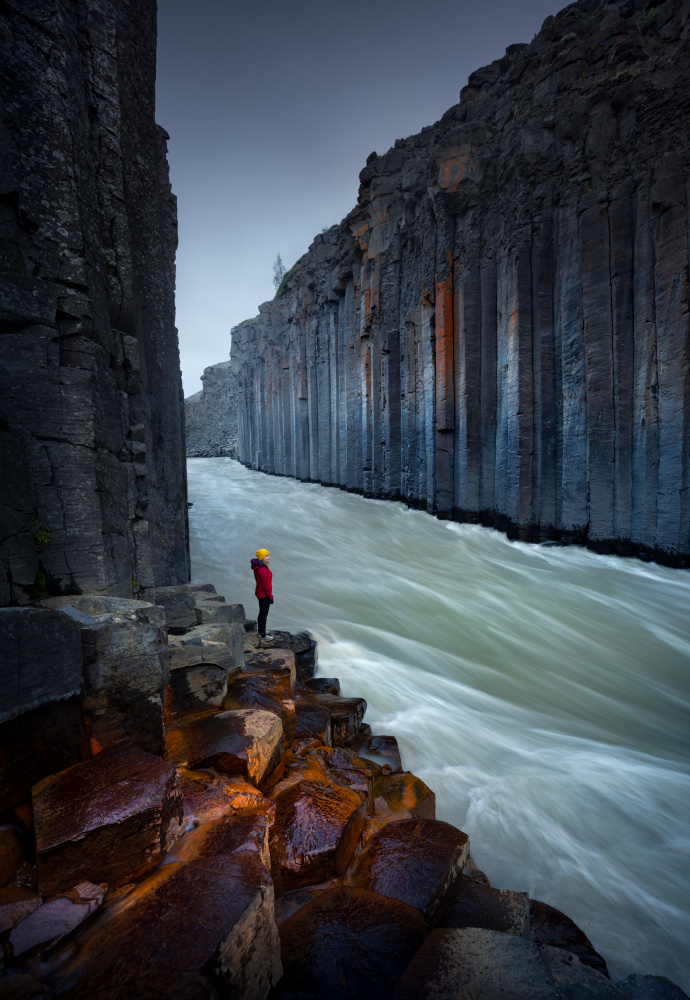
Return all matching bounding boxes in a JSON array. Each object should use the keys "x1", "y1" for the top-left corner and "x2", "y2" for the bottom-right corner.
[{"x1": 187, "y1": 457, "x2": 690, "y2": 991}]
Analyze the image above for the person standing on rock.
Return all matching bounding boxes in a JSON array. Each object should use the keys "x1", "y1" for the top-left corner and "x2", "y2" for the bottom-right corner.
[{"x1": 251, "y1": 548, "x2": 273, "y2": 640}]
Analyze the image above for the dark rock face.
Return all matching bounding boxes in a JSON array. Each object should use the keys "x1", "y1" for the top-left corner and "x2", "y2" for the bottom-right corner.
[
  {"x1": 185, "y1": 361, "x2": 238, "y2": 457},
  {"x1": 0, "y1": 0, "x2": 190, "y2": 607},
  {"x1": 229, "y1": 0, "x2": 690, "y2": 566}
]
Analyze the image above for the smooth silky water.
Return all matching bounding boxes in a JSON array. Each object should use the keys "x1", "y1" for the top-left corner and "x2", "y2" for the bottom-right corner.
[{"x1": 187, "y1": 457, "x2": 690, "y2": 990}]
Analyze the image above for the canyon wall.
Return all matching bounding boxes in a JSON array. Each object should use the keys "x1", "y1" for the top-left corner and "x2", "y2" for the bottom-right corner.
[
  {"x1": 231, "y1": 0, "x2": 690, "y2": 565},
  {"x1": 186, "y1": 360, "x2": 238, "y2": 457},
  {"x1": 0, "y1": 0, "x2": 190, "y2": 605}
]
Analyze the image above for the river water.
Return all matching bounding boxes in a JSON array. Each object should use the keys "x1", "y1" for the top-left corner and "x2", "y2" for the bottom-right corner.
[{"x1": 187, "y1": 457, "x2": 690, "y2": 990}]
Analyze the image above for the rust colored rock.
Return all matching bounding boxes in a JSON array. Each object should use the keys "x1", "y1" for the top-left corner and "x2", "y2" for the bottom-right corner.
[
  {"x1": 432, "y1": 874, "x2": 529, "y2": 937},
  {"x1": 0, "y1": 827, "x2": 24, "y2": 886},
  {"x1": 530, "y1": 897, "x2": 609, "y2": 978},
  {"x1": 367, "y1": 734, "x2": 402, "y2": 768},
  {"x1": 223, "y1": 673, "x2": 296, "y2": 744},
  {"x1": 0, "y1": 886, "x2": 42, "y2": 934},
  {"x1": 277, "y1": 886, "x2": 427, "y2": 1000},
  {"x1": 294, "y1": 701, "x2": 331, "y2": 746},
  {"x1": 9, "y1": 881, "x2": 105, "y2": 958},
  {"x1": 374, "y1": 770, "x2": 435, "y2": 819},
  {"x1": 271, "y1": 779, "x2": 368, "y2": 890},
  {"x1": 244, "y1": 648, "x2": 296, "y2": 695},
  {"x1": 33, "y1": 741, "x2": 184, "y2": 896},
  {"x1": 165, "y1": 813, "x2": 271, "y2": 871},
  {"x1": 346, "y1": 818, "x2": 469, "y2": 917},
  {"x1": 46, "y1": 854, "x2": 281, "y2": 1000},
  {"x1": 166, "y1": 709, "x2": 284, "y2": 789},
  {"x1": 310, "y1": 746, "x2": 380, "y2": 812},
  {"x1": 178, "y1": 769, "x2": 275, "y2": 827}
]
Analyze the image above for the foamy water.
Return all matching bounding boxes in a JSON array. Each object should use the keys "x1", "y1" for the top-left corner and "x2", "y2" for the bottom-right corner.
[{"x1": 188, "y1": 457, "x2": 690, "y2": 990}]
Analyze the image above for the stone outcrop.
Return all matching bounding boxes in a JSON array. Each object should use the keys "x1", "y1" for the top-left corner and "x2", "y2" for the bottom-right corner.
[
  {"x1": 227, "y1": 0, "x2": 690, "y2": 566},
  {"x1": 185, "y1": 361, "x2": 238, "y2": 457},
  {"x1": 0, "y1": 0, "x2": 190, "y2": 607}
]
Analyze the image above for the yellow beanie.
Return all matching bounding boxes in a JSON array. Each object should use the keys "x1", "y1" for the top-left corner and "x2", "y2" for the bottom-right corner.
[{"x1": 256, "y1": 548, "x2": 269, "y2": 560}]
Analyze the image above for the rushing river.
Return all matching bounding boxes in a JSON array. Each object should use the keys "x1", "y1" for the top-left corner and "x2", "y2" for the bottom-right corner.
[{"x1": 187, "y1": 457, "x2": 690, "y2": 990}]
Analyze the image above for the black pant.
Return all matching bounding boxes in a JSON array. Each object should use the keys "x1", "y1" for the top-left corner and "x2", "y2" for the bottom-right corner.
[{"x1": 257, "y1": 597, "x2": 271, "y2": 637}]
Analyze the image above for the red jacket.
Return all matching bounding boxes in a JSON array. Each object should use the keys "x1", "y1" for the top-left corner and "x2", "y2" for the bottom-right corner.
[{"x1": 251, "y1": 558, "x2": 273, "y2": 599}]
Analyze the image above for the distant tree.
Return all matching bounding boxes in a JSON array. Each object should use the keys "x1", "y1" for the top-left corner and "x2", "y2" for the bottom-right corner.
[{"x1": 272, "y1": 253, "x2": 286, "y2": 291}]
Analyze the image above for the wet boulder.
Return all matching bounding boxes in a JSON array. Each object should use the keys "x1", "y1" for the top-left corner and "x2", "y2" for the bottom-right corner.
[
  {"x1": 276, "y1": 887, "x2": 427, "y2": 1000},
  {"x1": 530, "y1": 897, "x2": 609, "y2": 977},
  {"x1": 294, "y1": 701, "x2": 331, "y2": 745},
  {"x1": 367, "y1": 734, "x2": 402, "y2": 770},
  {"x1": 271, "y1": 779, "x2": 368, "y2": 890},
  {"x1": 374, "y1": 770, "x2": 435, "y2": 820},
  {"x1": 615, "y1": 974, "x2": 690, "y2": 1000},
  {"x1": 166, "y1": 709, "x2": 284, "y2": 789},
  {"x1": 431, "y1": 874, "x2": 529, "y2": 937},
  {"x1": 0, "y1": 887, "x2": 42, "y2": 934},
  {"x1": 298, "y1": 693, "x2": 366, "y2": 747},
  {"x1": 8, "y1": 881, "x2": 105, "y2": 960},
  {"x1": 346, "y1": 818, "x2": 469, "y2": 917},
  {"x1": 165, "y1": 812, "x2": 272, "y2": 870},
  {"x1": 33, "y1": 740, "x2": 184, "y2": 896},
  {"x1": 33, "y1": 596, "x2": 170, "y2": 756},
  {"x1": 252, "y1": 630, "x2": 316, "y2": 679},
  {"x1": 223, "y1": 672, "x2": 296, "y2": 743},
  {"x1": 394, "y1": 927, "x2": 625, "y2": 1000},
  {"x1": 244, "y1": 648, "x2": 297, "y2": 695},
  {"x1": 309, "y1": 745, "x2": 380, "y2": 812},
  {"x1": 45, "y1": 849, "x2": 281, "y2": 1000},
  {"x1": 303, "y1": 676, "x2": 340, "y2": 696}
]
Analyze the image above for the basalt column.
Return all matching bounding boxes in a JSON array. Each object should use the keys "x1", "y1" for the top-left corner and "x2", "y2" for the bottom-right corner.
[
  {"x1": 0, "y1": 0, "x2": 190, "y2": 605},
  {"x1": 229, "y1": 0, "x2": 690, "y2": 566}
]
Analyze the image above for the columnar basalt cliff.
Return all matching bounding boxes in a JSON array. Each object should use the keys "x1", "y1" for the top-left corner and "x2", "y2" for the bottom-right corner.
[
  {"x1": 0, "y1": 0, "x2": 190, "y2": 606},
  {"x1": 185, "y1": 360, "x2": 238, "y2": 458},
  {"x1": 230, "y1": 0, "x2": 690, "y2": 565}
]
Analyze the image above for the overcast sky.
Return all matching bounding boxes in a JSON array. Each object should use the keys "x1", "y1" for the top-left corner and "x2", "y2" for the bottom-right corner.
[{"x1": 156, "y1": 0, "x2": 563, "y2": 398}]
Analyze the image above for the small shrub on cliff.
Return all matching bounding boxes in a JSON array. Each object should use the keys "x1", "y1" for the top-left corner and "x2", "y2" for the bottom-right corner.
[
  {"x1": 33, "y1": 518, "x2": 51, "y2": 553},
  {"x1": 272, "y1": 253, "x2": 286, "y2": 291}
]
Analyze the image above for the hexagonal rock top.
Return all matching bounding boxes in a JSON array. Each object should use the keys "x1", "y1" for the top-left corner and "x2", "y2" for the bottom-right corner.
[
  {"x1": 345, "y1": 818, "x2": 469, "y2": 917},
  {"x1": 271, "y1": 779, "x2": 368, "y2": 890},
  {"x1": 33, "y1": 741, "x2": 184, "y2": 897},
  {"x1": 46, "y1": 850, "x2": 281, "y2": 1000},
  {"x1": 165, "y1": 709, "x2": 284, "y2": 789},
  {"x1": 278, "y1": 886, "x2": 427, "y2": 1000},
  {"x1": 393, "y1": 927, "x2": 627, "y2": 1000}
]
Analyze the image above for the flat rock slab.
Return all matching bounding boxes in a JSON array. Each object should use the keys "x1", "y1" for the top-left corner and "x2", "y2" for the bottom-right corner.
[
  {"x1": 271, "y1": 779, "x2": 368, "y2": 890},
  {"x1": 244, "y1": 648, "x2": 296, "y2": 695},
  {"x1": 394, "y1": 927, "x2": 626, "y2": 1000},
  {"x1": 346, "y1": 818, "x2": 469, "y2": 917},
  {"x1": 33, "y1": 740, "x2": 184, "y2": 896},
  {"x1": 46, "y1": 853, "x2": 281, "y2": 1000},
  {"x1": 166, "y1": 709, "x2": 284, "y2": 789},
  {"x1": 530, "y1": 897, "x2": 609, "y2": 977},
  {"x1": 0, "y1": 887, "x2": 42, "y2": 934},
  {"x1": 165, "y1": 813, "x2": 271, "y2": 871},
  {"x1": 168, "y1": 623, "x2": 244, "y2": 676},
  {"x1": 8, "y1": 881, "x2": 105, "y2": 959},
  {"x1": 432, "y1": 874, "x2": 529, "y2": 937},
  {"x1": 277, "y1": 886, "x2": 427, "y2": 1000}
]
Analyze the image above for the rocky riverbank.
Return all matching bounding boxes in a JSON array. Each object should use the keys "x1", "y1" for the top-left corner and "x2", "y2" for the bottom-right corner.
[{"x1": 0, "y1": 589, "x2": 686, "y2": 999}]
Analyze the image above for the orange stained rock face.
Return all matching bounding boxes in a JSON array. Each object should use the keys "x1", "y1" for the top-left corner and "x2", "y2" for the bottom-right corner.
[
  {"x1": 437, "y1": 144, "x2": 476, "y2": 192},
  {"x1": 294, "y1": 701, "x2": 331, "y2": 746},
  {"x1": 177, "y1": 768, "x2": 275, "y2": 827},
  {"x1": 164, "y1": 812, "x2": 271, "y2": 871},
  {"x1": 309, "y1": 746, "x2": 380, "y2": 812},
  {"x1": 271, "y1": 779, "x2": 368, "y2": 890},
  {"x1": 435, "y1": 267, "x2": 455, "y2": 430},
  {"x1": 374, "y1": 770, "x2": 435, "y2": 819},
  {"x1": 345, "y1": 818, "x2": 470, "y2": 918},
  {"x1": 222, "y1": 672, "x2": 296, "y2": 744},
  {"x1": 351, "y1": 221, "x2": 369, "y2": 252}
]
